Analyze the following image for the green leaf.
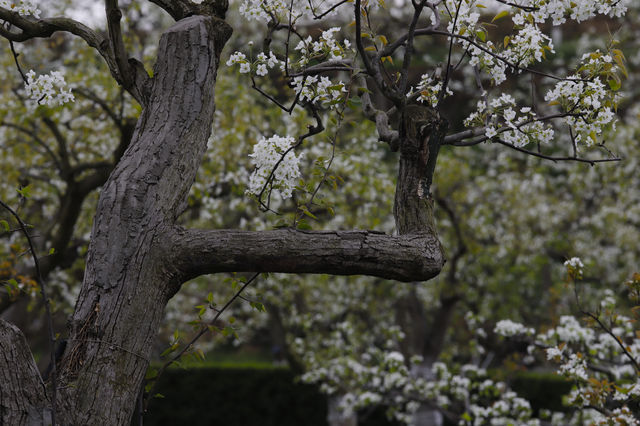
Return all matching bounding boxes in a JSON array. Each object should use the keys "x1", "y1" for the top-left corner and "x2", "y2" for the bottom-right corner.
[
  {"x1": 0, "y1": 220, "x2": 9, "y2": 232},
  {"x1": 299, "y1": 206, "x2": 318, "y2": 219},
  {"x1": 250, "y1": 301, "x2": 267, "y2": 312},
  {"x1": 160, "y1": 343, "x2": 178, "y2": 357},
  {"x1": 491, "y1": 10, "x2": 509, "y2": 22},
  {"x1": 16, "y1": 185, "x2": 32, "y2": 199},
  {"x1": 49, "y1": 247, "x2": 56, "y2": 255},
  {"x1": 346, "y1": 97, "x2": 362, "y2": 110},
  {"x1": 195, "y1": 348, "x2": 205, "y2": 361},
  {"x1": 296, "y1": 219, "x2": 312, "y2": 230},
  {"x1": 608, "y1": 77, "x2": 621, "y2": 91},
  {"x1": 145, "y1": 367, "x2": 158, "y2": 380}
]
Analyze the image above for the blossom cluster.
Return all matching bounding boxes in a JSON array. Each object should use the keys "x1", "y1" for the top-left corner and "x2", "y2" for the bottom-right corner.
[
  {"x1": 247, "y1": 135, "x2": 303, "y2": 199},
  {"x1": 414, "y1": 74, "x2": 452, "y2": 107},
  {"x1": 497, "y1": 264, "x2": 640, "y2": 424},
  {"x1": 426, "y1": 363, "x2": 538, "y2": 425},
  {"x1": 494, "y1": 319, "x2": 534, "y2": 337},
  {"x1": 563, "y1": 257, "x2": 584, "y2": 275},
  {"x1": 291, "y1": 75, "x2": 345, "y2": 109},
  {"x1": 544, "y1": 77, "x2": 614, "y2": 146},
  {"x1": 296, "y1": 318, "x2": 542, "y2": 425},
  {"x1": 294, "y1": 27, "x2": 351, "y2": 66},
  {"x1": 226, "y1": 27, "x2": 349, "y2": 110},
  {"x1": 238, "y1": 0, "x2": 293, "y2": 21},
  {"x1": 465, "y1": 93, "x2": 554, "y2": 147},
  {"x1": 544, "y1": 51, "x2": 621, "y2": 146},
  {"x1": 440, "y1": 0, "x2": 627, "y2": 86},
  {"x1": 24, "y1": 70, "x2": 75, "y2": 107},
  {"x1": 0, "y1": 0, "x2": 41, "y2": 17},
  {"x1": 511, "y1": 0, "x2": 628, "y2": 26},
  {"x1": 226, "y1": 49, "x2": 283, "y2": 76}
]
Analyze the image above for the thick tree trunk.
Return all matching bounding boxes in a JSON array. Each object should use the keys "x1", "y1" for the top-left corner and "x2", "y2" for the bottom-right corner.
[
  {"x1": 393, "y1": 106, "x2": 449, "y2": 425},
  {"x1": 53, "y1": 16, "x2": 232, "y2": 425}
]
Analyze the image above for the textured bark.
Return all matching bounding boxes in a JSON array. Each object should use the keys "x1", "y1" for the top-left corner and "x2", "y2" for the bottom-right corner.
[
  {"x1": 170, "y1": 228, "x2": 444, "y2": 283},
  {"x1": 394, "y1": 105, "x2": 448, "y2": 237},
  {"x1": 0, "y1": 319, "x2": 51, "y2": 425},
  {"x1": 393, "y1": 106, "x2": 449, "y2": 426},
  {"x1": 52, "y1": 16, "x2": 232, "y2": 425}
]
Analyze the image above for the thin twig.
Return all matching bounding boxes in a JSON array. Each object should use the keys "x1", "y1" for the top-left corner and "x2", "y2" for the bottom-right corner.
[
  {"x1": 143, "y1": 273, "x2": 260, "y2": 411},
  {"x1": 9, "y1": 38, "x2": 27, "y2": 83},
  {"x1": 0, "y1": 199, "x2": 57, "y2": 425}
]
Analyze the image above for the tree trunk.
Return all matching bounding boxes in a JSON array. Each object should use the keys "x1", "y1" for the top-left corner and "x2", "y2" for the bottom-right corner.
[
  {"x1": 2, "y1": 15, "x2": 231, "y2": 425},
  {"x1": 394, "y1": 106, "x2": 449, "y2": 426},
  {"x1": 52, "y1": 16, "x2": 232, "y2": 425}
]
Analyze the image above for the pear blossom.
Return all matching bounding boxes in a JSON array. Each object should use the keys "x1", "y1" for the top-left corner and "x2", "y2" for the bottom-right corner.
[
  {"x1": 24, "y1": 70, "x2": 74, "y2": 107},
  {"x1": 247, "y1": 135, "x2": 303, "y2": 199}
]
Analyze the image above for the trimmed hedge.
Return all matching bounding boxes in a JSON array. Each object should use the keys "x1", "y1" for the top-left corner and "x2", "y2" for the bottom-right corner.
[
  {"x1": 143, "y1": 367, "x2": 570, "y2": 425},
  {"x1": 144, "y1": 366, "x2": 327, "y2": 426},
  {"x1": 509, "y1": 371, "x2": 573, "y2": 413}
]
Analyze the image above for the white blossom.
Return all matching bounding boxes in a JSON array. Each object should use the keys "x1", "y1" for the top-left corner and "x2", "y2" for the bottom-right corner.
[
  {"x1": 24, "y1": 70, "x2": 74, "y2": 107},
  {"x1": 247, "y1": 135, "x2": 303, "y2": 199},
  {"x1": 494, "y1": 319, "x2": 534, "y2": 337},
  {"x1": 0, "y1": 0, "x2": 40, "y2": 17}
]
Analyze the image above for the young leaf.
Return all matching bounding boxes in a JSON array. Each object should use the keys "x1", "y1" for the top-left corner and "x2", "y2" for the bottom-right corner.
[{"x1": 492, "y1": 10, "x2": 509, "y2": 22}]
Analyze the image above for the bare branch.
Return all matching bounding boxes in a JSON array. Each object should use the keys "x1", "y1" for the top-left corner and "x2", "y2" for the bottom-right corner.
[
  {"x1": 147, "y1": 0, "x2": 229, "y2": 20},
  {"x1": 169, "y1": 227, "x2": 445, "y2": 283},
  {"x1": 357, "y1": 74, "x2": 400, "y2": 149},
  {"x1": 354, "y1": 0, "x2": 400, "y2": 103},
  {"x1": 42, "y1": 117, "x2": 71, "y2": 177},
  {"x1": 290, "y1": 59, "x2": 353, "y2": 77},
  {"x1": 74, "y1": 88, "x2": 125, "y2": 129},
  {"x1": 147, "y1": 0, "x2": 193, "y2": 20},
  {"x1": 105, "y1": 1, "x2": 133, "y2": 93},
  {"x1": 0, "y1": 8, "x2": 118, "y2": 74},
  {"x1": 494, "y1": 138, "x2": 622, "y2": 165},
  {"x1": 0, "y1": 7, "x2": 150, "y2": 105}
]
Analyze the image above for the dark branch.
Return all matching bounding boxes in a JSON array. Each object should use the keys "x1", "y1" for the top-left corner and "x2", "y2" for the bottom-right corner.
[{"x1": 169, "y1": 228, "x2": 445, "y2": 283}]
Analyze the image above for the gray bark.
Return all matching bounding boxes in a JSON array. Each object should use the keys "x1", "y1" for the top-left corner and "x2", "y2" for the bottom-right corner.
[
  {"x1": 393, "y1": 106, "x2": 449, "y2": 426},
  {"x1": 51, "y1": 15, "x2": 232, "y2": 425},
  {"x1": 0, "y1": 319, "x2": 51, "y2": 425},
  {"x1": 170, "y1": 228, "x2": 444, "y2": 283}
]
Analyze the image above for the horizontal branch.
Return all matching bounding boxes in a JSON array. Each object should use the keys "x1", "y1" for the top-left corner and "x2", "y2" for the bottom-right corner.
[
  {"x1": 168, "y1": 228, "x2": 445, "y2": 283},
  {"x1": 494, "y1": 138, "x2": 622, "y2": 165},
  {"x1": 0, "y1": 7, "x2": 150, "y2": 104},
  {"x1": 290, "y1": 59, "x2": 353, "y2": 77},
  {"x1": 147, "y1": 0, "x2": 228, "y2": 20}
]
